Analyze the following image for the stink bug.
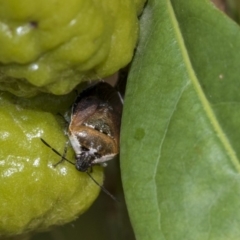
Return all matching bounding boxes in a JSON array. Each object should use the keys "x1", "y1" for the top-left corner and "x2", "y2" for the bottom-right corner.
[
  {"x1": 41, "y1": 81, "x2": 122, "y2": 200},
  {"x1": 68, "y1": 81, "x2": 122, "y2": 172}
]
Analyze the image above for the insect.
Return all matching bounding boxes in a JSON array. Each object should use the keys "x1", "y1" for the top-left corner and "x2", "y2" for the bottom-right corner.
[
  {"x1": 41, "y1": 81, "x2": 123, "y2": 200},
  {"x1": 69, "y1": 81, "x2": 122, "y2": 171}
]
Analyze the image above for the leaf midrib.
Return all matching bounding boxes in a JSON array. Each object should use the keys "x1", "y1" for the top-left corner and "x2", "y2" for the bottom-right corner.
[{"x1": 166, "y1": 0, "x2": 240, "y2": 172}]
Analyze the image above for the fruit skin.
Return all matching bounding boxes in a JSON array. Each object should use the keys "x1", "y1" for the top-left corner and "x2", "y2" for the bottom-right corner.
[
  {"x1": 0, "y1": 0, "x2": 146, "y2": 235},
  {"x1": 0, "y1": 0, "x2": 145, "y2": 97},
  {"x1": 0, "y1": 91, "x2": 103, "y2": 236}
]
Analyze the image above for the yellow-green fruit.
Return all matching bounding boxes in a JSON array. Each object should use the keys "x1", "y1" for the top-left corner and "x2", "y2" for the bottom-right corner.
[
  {"x1": 0, "y1": 91, "x2": 103, "y2": 236},
  {"x1": 0, "y1": 0, "x2": 146, "y2": 97}
]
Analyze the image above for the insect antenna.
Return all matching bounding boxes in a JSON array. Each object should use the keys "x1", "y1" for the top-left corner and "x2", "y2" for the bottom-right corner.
[
  {"x1": 40, "y1": 138, "x2": 75, "y2": 166},
  {"x1": 40, "y1": 138, "x2": 119, "y2": 202},
  {"x1": 86, "y1": 172, "x2": 119, "y2": 202}
]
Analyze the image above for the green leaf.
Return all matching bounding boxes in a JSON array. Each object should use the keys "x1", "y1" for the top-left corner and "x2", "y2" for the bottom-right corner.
[{"x1": 121, "y1": 0, "x2": 240, "y2": 239}]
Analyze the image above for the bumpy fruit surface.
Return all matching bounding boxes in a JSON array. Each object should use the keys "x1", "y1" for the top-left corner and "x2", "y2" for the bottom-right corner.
[
  {"x1": 0, "y1": 90, "x2": 103, "y2": 236},
  {"x1": 0, "y1": 0, "x2": 146, "y2": 236},
  {"x1": 0, "y1": 0, "x2": 145, "y2": 97}
]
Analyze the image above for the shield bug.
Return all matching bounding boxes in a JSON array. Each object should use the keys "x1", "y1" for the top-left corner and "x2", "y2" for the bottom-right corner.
[
  {"x1": 68, "y1": 81, "x2": 122, "y2": 172},
  {"x1": 41, "y1": 81, "x2": 122, "y2": 200}
]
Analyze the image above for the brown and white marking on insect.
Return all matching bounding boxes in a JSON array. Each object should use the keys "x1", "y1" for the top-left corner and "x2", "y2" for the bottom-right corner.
[{"x1": 68, "y1": 82, "x2": 123, "y2": 172}]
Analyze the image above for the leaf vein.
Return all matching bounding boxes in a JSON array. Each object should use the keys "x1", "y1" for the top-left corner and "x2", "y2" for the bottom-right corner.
[
  {"x1": 154, "y1": 82, "x2": 190, "y2": 237},
  {"x1": 168, "y1": 0, "x2": 240, "y2": 172}
]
